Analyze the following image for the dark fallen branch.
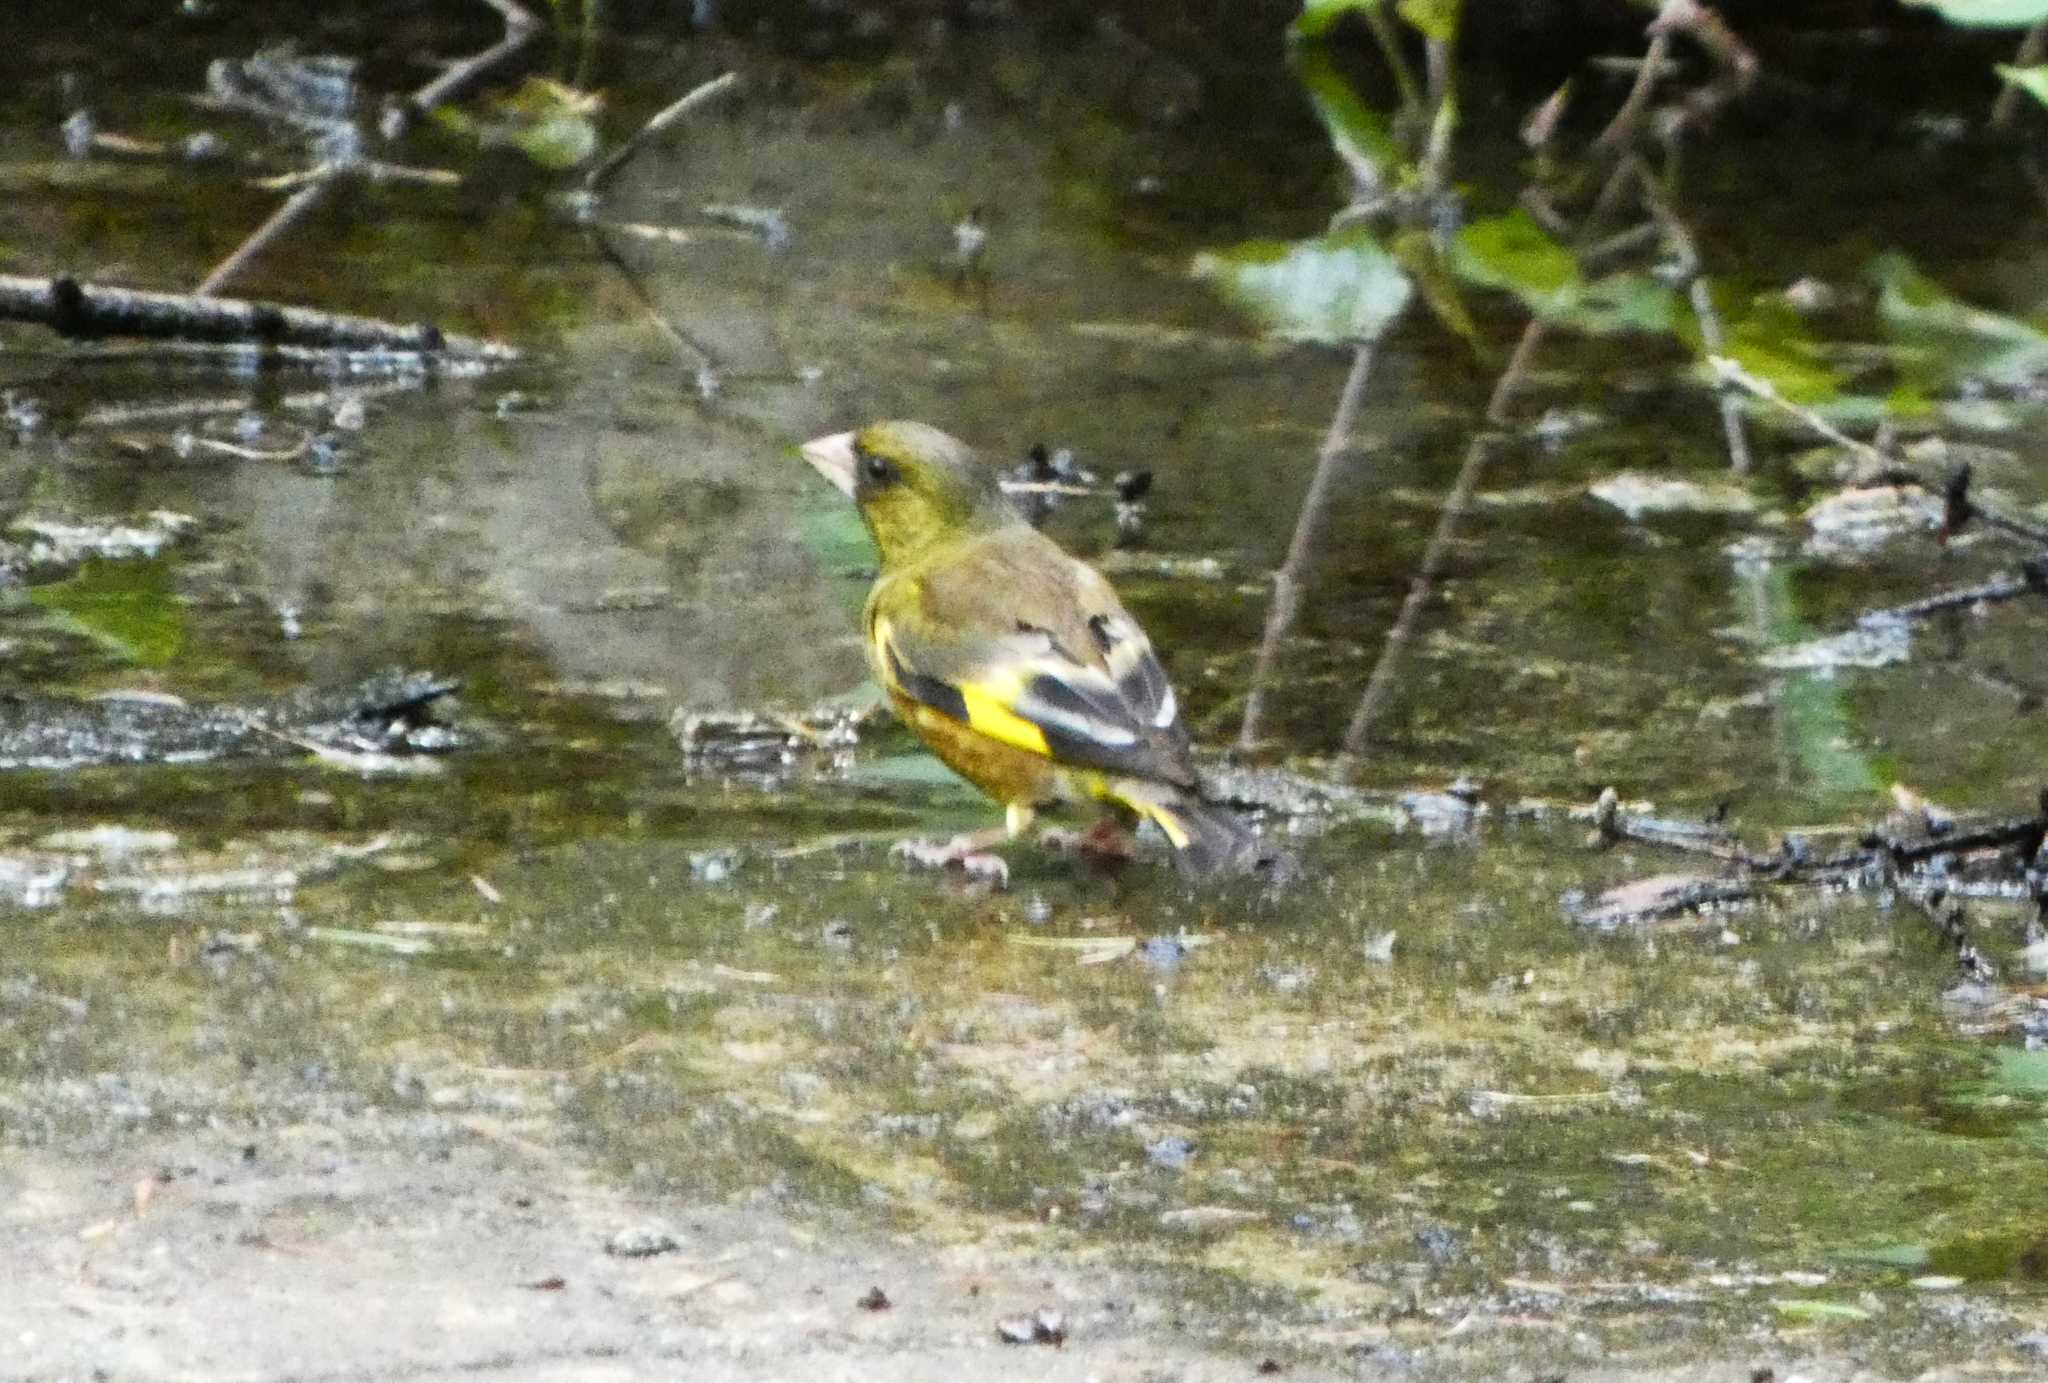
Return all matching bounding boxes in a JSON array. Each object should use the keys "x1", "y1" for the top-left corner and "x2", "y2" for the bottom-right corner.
[
  {"x1": 1884, "y1": 795, "x2": 2048, "y2": 868},
  {"x1": 1579, "y1": 784, "x2": 2048, "y2": 980},
  {"x1": 0, "y1": 273, "x2": 515, "y2": 361},
  {"x1": 1587, "y1": 786, "x2": 1748, "y2": 861},
  {"x1": 1858, "y1": 559, "x2": 2048, "y2": 626},
  {"x1": 0, "y1": 670, "x2": 468, "y2": 770}
]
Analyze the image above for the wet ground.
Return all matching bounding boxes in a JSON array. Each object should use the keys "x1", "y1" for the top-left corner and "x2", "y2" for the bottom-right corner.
[{"x1": 4, "y1": 2, "x2": 2048, "y2": 1378}]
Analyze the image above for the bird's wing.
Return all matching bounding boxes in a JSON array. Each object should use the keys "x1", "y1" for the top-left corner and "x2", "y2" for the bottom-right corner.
[{"x1": 870, "y1": 530, "x2": 1195, "y2": 787}]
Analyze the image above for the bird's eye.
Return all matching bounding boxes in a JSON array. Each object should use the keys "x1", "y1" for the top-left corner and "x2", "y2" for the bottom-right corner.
[{"x1": 859, "y1": 450, "x2": 897, "y2": 486}]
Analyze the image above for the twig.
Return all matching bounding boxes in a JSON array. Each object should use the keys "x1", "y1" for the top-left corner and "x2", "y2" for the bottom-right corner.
[
  {"x1": 253, "y1": 160, "x2": 460, "y2": 191},
  {"x1": 584, "y1": 72, "x2": 741, "y2": 194},
  {"x1": 1713, "y1": 359, "x2": 2048, "y2": 549},
  {"x1": 0, "y1": 273, "x2": 515, "y2": 360},
  {"x1": 197, "y1": 173, "x2": 336, "y2": 296},
  {"x1": 1592, "y1": 23, "x2": 1673, "y2": 151},
  {"x1": 1338, "y1": 160, "x2": 1635, "y2": 756},
  {"x1": 401, "y1": 0, "x2": 540, "y2": 132},
  {"x1": 1709, "y1": 356, "x2": 1882, "y2": 464},
  {"x1": 1237, "y1": 343, "x2": 1378, "y2": 750},
  {"x1": 1339, "y1": 426, "x2": 1503, "y2": 758},
  {"x1": 1630, "y1": 155, "x2": 1750, "y2": 472},
  {"x1": 1361, "y1": 4, "x2": 1424, "y2": 113},
  {"x1": 1587, "y1": 787, "x2": 1750, "y2": 862},
  {"x1": 1993, "y1": 20, "x2": 2048, "y2": 131}
]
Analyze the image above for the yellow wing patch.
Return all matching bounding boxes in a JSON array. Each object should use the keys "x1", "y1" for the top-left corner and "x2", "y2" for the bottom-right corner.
[{"x1": 958, "y1": 678, "x2": 1051, "y2": 757}]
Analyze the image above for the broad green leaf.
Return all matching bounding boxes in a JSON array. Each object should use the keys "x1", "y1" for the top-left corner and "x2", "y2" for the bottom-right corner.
[
  {"x1": 1901, "y1": 0, "x2": 2048, "y2": 26},
  {"x1": 1453, "y1": 208, "x2": 1576, "y2": 299},
  {"x1": 1451, "y1": 209, "x2": 1678, "y2": 336},
  {"x1": 1291, "y1": 39, "x2": 1402, "y2": 192},
  {"x1": 1689, "y1": 293, "x2": 1842, "y2": 406},
  {"x1": 27, "y1": 557, "x2": 184, "y2": 667},
  {"x1": 1396, "y1": 0, "x2": 1461, "y2": 41},
  {"x1": 1192, "y1": 227, "x2": 1413, "y2": 345},
  {"x1": 1997, "y1": 63, "x2": 2048, "y2": 108},
  {"x1": 1870, "y1": 252, "x2": 2048, "y2": 388}
]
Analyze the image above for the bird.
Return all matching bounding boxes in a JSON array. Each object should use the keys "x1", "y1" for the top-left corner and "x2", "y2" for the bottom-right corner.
[{"x1": 799, "y1": 420, "x2": 1262, "y2": 881}]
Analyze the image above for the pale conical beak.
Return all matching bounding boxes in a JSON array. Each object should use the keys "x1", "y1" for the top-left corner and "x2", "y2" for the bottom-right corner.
[{"x1": 800, "y1": 431, "x2": 859, "y2": 499}]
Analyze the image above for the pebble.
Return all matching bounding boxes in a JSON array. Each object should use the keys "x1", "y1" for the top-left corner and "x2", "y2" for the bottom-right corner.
[{"x1": 605, "y1": 1225, "x2": 681, "y2": 1258}]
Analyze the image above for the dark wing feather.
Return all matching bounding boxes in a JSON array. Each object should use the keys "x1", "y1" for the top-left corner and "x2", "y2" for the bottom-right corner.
[{"x1": 871, "y1": 527, "x2": 1196, "y2": 788}]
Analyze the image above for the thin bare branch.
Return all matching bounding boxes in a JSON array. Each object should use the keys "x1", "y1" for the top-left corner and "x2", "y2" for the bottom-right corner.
[
  {"x1": 585, "y1": 72, "x2": 742, "y2": 193},
  {"x1": 1238, "y1": 343, "x2": 1378, "y2": 751},
  {"x1": 196, "y1": 172, "x2": 336, "y2": 296}
]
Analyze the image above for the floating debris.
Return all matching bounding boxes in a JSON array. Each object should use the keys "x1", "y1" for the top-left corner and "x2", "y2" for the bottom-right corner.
[
  {"x1": 995, "y1": 1306, "x2": 1066, "y2": 1346},
  {"x1": 671, "y1": 702, "x2": 872, "y2": 785},
  {"x1": 1760, "y1": 617, "x2": 1911, "y2": 671},
  {"x1": 1800, "y1": 486, "x2": 1941, "y2": 562},
  {"x1": 0, "y1": 670, "x2": 467, "y2": 770},
  {"x1": 1589, "y1": 472, "x2": 1758, "y2": 522},
  {"x1": 0, "y1": 855, "x2": 70, "y2": 909},
  {"x1": 9, "y1": 512, "x2": 195, "y2": 568}
]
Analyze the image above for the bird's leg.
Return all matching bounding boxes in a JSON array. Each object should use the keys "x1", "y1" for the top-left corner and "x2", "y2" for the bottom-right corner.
[{"x1": 890, "y1": 803, "x2": 1032, "y2": 887}]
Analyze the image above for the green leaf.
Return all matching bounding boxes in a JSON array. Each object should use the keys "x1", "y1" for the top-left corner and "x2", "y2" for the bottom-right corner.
[
  {"x1": 1900, "y1": 0, "x2": 2048, "y2": 27},
  {"x1": 1996, "y1": 63, "x2": 2048, "y2": 108},
  {"x1": 1191, "y1": 226, "x2": 1414, "y2": 345},
  {"x1": 1396, "y1": 0, "x2": 1461, "y2": 41},
  {"x1": 1453, "y1": 208, "x2": 1576, "y2": 299},
  {"x1": 1291, "y1": 39, "x2": 1402, "y2": 192},
  {"x1": 1291, "y1": 0, "x2": 1385, "y2": 42},
  {"x1": 1870, "y1": 252, "x2": 2048, "y2": 389},
  {"x1": 1770, "y1": 1299, "x2": 1873, "y2": 1323},
  {"x1": 1450, "y1": 209, "x2": 1678, "y2": 336},
  {"x1": 27, "y1": 557, "x2": 184, "y2": 667},
  {"x1": 1695, "y1": 293, "x2": 1842, "y2": 406}
]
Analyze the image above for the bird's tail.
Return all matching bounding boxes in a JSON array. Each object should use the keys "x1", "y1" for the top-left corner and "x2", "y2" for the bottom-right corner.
[{"x1": 1120, "y1": 782, "x2": 1268, "y2": 881}]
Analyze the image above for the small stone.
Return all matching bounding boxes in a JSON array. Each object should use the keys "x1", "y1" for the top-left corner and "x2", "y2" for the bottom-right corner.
[
  {"x1": 605, "y1": 1225, "x2": 680, "y2": 1258},
  {"x1": 856, "y1": 1285, "x2": 891, "y2": 1311},
  {"x1": 1144, "y1": 1135, "x2": 1195, "y2": 1172},
  {"x1": 1362, "y1": 930, "x2": 1396, "y2": 963}
]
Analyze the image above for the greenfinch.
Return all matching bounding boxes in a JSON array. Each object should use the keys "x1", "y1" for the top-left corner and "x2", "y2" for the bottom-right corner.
[{"x1": 801, "y1": 420, "x2": 1260, "y2": 879}]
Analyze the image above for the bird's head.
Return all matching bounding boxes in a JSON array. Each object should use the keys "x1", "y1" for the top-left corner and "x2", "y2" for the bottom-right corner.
[{"x1": 800, "y1": 421, "x2": 1012, "y2": 568}]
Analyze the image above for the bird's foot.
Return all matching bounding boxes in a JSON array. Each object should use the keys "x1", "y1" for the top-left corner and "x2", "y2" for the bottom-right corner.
[
  {"x1": 891, "y1": 834, "x2": 1010, "y2": 888},
  {"x1": 1039, "y1": 817, "x2": 1136, "y2": 865}
]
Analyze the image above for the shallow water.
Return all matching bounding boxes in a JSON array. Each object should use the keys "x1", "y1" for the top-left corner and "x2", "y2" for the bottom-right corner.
[{"x1": 4, "y1": 2, "x2": 2048, "y2": 1375}]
